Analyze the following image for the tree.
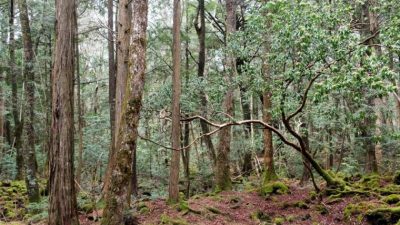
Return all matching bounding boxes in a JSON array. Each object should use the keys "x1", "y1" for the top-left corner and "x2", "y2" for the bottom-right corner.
[
  {"x1": 103, "y1": 0, "x2": 132, "y2": 195},
  {"x1": 102, "y1": 0, "x2": 148, "y2": 223},
  {"x1": 168, "y1": 0, "x2": 182, "y2": 203},
  {"x1": 48, "y1": 0, "x2": 79, "y2": 223},
  {"x1": 108, "y1": 0, "x2": 116, "y2": 161},
  {"x1": 8, "y1": 0, "x2": 24, "y2": 181},
  {"x1": 215, "y1": 0, "x2": 237, "y2": 191},
  {"x1": 261, "y1": 0, "x2": 278, "y2": 184},
  {"x1": 17, "y1": 0, "x2": 39, "y2": 202},
  {"x1": 194, "y1": 0, "x2": 217, "y2": 165}
]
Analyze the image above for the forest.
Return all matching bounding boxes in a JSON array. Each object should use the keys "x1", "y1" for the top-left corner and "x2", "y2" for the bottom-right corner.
[{"x1": 0, "y1": 0, "x2": 399, "y2": 224}]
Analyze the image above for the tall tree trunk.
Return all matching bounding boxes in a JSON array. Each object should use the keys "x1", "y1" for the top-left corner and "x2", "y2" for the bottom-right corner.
[
  {"x1": 361, "y1": 0, "x2": 380, "y2": 174},
  {"x1": 17, "y1": 0, "x2": 39, "y2": 202},
  {"x1": 261, "y1": 0, "x2": 277, "y2": 184},
  {"x1": 102, "y1": 0, "x2": 148, "y2": 223},
  {"x1": 168, "y1": 0, "x2": 182, "y2": 203},
  {"x1": 108, "y1": 0, "x2": 116, "y2": 167},
  {"x1": 9, "y1": 0, "x2": 24, "y2": 181},
  {"x1": 75, "y1": 14, "x2": 84, "y2": 186},
  {"x1": 103, "y1": 0, "x2": 132, "y2": 194},
  {"x1": 194, "y1": 0, "x2": 217, "y2": 165},
  {"x1": 215, "y1": 0, "x2": 236, "y2": 191},
  {"x1": 48, "y1": 0, "x2": 79, "y2": 223}
]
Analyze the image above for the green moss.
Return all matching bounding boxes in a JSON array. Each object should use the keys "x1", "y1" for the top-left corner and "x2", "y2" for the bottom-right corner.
[
  {"x1": 294, "y1": 201, "x2": 309, "y2": 209},
  {"x1": 383, "y1": 194, "x2": 400, "y2": 205},
  {"x1": 250, "y1": 210, "x2": 271, "y2": 222},
  {"x1": 138, "y1": 202, "x2": 150, "y2": 214},
  {"x1": 206, "y1": 206, "x2": 221, "y2": 214},
  {"x1": 394, "y1": 172, "x2": 400, "y2": 185},
  {"x1": 286, "y1": 215, "x2": 295, "y2": 222},
  {"x1": 273, "y1": 217, "x2": 285, "y2": 225},
  {"x1": 309, "y1": 191, "x2": 318, "y2": 200},
  {"x1": 316, "y1": 204, "x2": 329, "y2": 215},
  {"x1": 262, "y1": 170, "x2": 278, "y2": 184},
  {"x1": 365, "y1": 207, "x2": 400, "y2": 225},
  {"x1": 344, "y1": 202, "x2": 378, "y2": 220},
  {"x1": 159, "y1": 214, "x2": 189, "y2": 225},
  {"x1": 259, "y1": 181, "x2": 289, "y2": 196}
]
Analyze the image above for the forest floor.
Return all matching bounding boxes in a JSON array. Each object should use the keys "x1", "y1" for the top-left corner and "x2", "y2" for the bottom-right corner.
[{"x1": 2, "y1": 175, "x2": 400, "y2": 225}]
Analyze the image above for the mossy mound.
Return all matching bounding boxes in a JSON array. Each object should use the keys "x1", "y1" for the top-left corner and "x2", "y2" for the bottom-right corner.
[
  {"x1": 159, "y1": 214, "x2": 189, "y2": 225},
  {"x1": 365, "y1": 207, "x2": 400, "y2": 225},
  {"x1": 0, "y1": 181, "x2": 28, "y2": 221},
  {"x1": 259, "y1": 181, "x2": 289, "y2": 196},
  {"x1": 273, "y1": 217, "x2": 285, "y2": 225},
  {"x1": 250, "y1": 210, "x2": 272, "y2": 222},
  {"x1": 383, "y1": 194, "x2": 400, "y2": 205},
  {"x1": 393, "y1": 172, "x2": 400, "y2": 185},
  {"x1": 344, "y1": 201, "x2": 380, "y2": 221}
]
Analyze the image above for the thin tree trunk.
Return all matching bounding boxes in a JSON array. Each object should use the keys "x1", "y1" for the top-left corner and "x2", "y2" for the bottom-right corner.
[
  {"x1": 194, "y1": 0, "x2": 216, "y2": 165},
  {"x1": 168, "y1": 0, "x2": 182, "y2": 203},
  {"x1": 9, "y1": 0, "x2": 24, "y2": 181},
  {"x1": 48, "y1": 0, "x2": 79, "y2": 222},
  {"x1": 108, "y1": 0, "x2": 116, "y2": 169},
  {"x1": 215, "y1": 0, "x2": 236, "y2": 191},
  {"x1": 17, "y1": 0, "x2": 40, "y2": 202},
  {"x1": 102, "y1": 0, "x2": 148, "y2": 223},
  {"x1": 262, "y1": 92, "x2": 277, "y2": 183},
  {"x1": 75, "y1": 14, "x2": 84, "y2": 187}
]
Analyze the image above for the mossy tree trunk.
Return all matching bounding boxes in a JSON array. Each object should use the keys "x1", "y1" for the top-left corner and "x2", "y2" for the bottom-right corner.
[
  {"x1": 103, "y1": 0, "x2": 131, "y2": 195},
  {"x1": 8, "y1": 0, "x2": 24, "y2": 181},
  {"x1": 215, "y1": 0, "x2": 237, "y2": 191},
  {"x1": 17, "y1": 0, "x2": 39, "y2": 202},
  {"x1": 101, "y1": 0, "x2": 148, "y2": 223},
  {"x1": 261, "y1": 0, "x2": 278, "y2": 184}
]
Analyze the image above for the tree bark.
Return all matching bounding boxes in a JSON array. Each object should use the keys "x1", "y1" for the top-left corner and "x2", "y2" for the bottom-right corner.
[
  {"x1": 215, "y1": 0, "x2": 236, "y2": 191},
  {"x1": 48, "y1": 0, "x2": 79, "y2": 223},
  {"x1": 103, "y1": 0, "x2": 132, "y2": 194},
  {"x1": 108, "y1": 0, "x2": 116, "y2": 166},
  {"x1": 9, "y1": 0, "x2": 24, "y2": 181},
  {"x1": 75, "y1": 13, "x2": 84, "y2": 187},
  {"x1": 194, "y1": 0, "x2": 217, "y2": 165},
  {"x1": 168, "y1": 0, "x2": 182, "y2": 203},
  {"x1": 102, "y1": 0, "x2": 148, "y2": 223},
  {"x1": 17, "y1": 0, "x2": 40, "y2": 202},
  {"x1": 261, "y1": 0, "x2": 277, "y2": 184}
]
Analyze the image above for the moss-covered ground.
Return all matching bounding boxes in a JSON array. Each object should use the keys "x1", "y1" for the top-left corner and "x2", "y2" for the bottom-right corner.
[{"x1": 4, "y1": 173, "x2": 400, "y2": 224}]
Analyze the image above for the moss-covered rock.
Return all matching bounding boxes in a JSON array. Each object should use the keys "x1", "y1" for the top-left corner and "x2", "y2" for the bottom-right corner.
[
  {"x1": 160, "y1": 214, "x2": 189, "y2": 225},
  {"x1": 259, "y1": 181, "x2": 289, "y2": 196},
  {"x1": 250, "y1": 210, "x2": 271, "y2": 222},
  {"x1": 394, "y1": 172, "x2": 400, "y2": 185},
  {"x1": 366, "y1": 207, "x2": 400, "y2": 225},
  {"x1": 273, "y1": 217, "x2": 285, "y2": 225},
  {"x1": 344, "y1": 202, "x2": 379, "y2": 220},
  {"x1": 383, "y1": 194, "x2": 400, "y2": 205}
]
